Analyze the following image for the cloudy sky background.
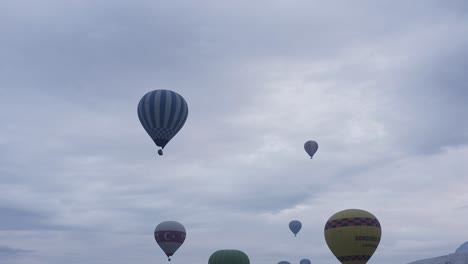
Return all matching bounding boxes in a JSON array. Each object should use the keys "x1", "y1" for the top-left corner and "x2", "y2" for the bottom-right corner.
[{"x1": 1, "y1": 0, "x2": 468, "y2": 263}]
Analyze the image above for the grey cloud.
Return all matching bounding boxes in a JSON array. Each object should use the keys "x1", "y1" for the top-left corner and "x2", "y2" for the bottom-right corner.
[
  {"x1": 0, "y1": 207, "x2": 53, "y2": 231},
  {"x1": 0, "y1": 207, "x2": 76, "y2": 231},
  {"x1": 457, "y1": 205, "x2": 468, "y2": 210},
  {"x1": 0, "y1": 246, "x2": 33, "y2": 259},
  {"x1": 4, "y1": 0, "x2": 466, "y2": 98},
  {"x1": 387, "y1": 28, "x2": 468, "y2": 153},
  {"x1": 1, "y1": 1, "x2": 468, "y2": 264}
]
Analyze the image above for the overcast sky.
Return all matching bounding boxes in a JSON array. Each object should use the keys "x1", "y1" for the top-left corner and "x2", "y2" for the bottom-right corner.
[{"x1": 1, "y1": 1, "x2": 468, "y2": 264}]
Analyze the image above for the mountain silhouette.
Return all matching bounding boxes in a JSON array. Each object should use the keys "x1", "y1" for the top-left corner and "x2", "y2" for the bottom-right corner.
[
  {"x1": 407, "y1": 242, "x2": 468, "y2": 264},
  {"x1": 455, "y1": 242, "x2": 468, "y2": 254}
]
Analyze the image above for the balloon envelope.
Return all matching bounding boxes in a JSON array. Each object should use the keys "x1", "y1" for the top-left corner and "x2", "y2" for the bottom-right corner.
[
  {"x1": 208, "y1": 249, "x2": 250, "y2": 264},
  {"x1": 138, "y1": 90, "x2": 188, "y2": 154},
  {"x1": 300, "y1": 259, "x2": 311, "y2": 264},
  {"x1": 278, "y1": 261, "x2": 291, "y2": 264},
  {"x1": 154, "y1": 221, "x2": 186, "y2": 261},
  {"x1": 289, "y1": 220, "x2": 302, "y2": 236},
  {"x1": 304, "y1": 140, "x2": 318, "y2": 159},
  {"x1": 324, "y1": 209, "x2": 381, "y2": 264}
]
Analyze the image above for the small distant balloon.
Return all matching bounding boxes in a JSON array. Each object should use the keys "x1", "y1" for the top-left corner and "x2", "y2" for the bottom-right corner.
[
  {"x1": 154, "y1": 221, "x2": 186, "y2": 261},
  {"x1": 289, "y1": 220, "x2": 302, "y2": 237},
  {"x1": 304, "y1": 140, "x2": 318, "y2": 159},
  {"x1": 138, "y1": 89, "x2": 188, "y2": 156},
  {"x1": 300, "y1": 259, "x2": 311, "y2": 264},
  {"x1": 209, "y1": 249, "x2": 250, "y2": 264},
  {"x1": 278, "y1": 261, "x2": 291, "y2": 264},
  {"x1": 324, "y1": 209, "x2": 382, "y2": 264}
]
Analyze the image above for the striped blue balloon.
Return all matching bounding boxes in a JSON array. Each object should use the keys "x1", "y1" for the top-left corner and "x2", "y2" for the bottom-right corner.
[{"x1": 138, "y1": 90, "x2": 188, "y2": 155}]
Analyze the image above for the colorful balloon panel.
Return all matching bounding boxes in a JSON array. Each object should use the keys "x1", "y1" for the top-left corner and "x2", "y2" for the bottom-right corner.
[{"x1": 324, "y1": 209, "x2": 381, "y2": 264}]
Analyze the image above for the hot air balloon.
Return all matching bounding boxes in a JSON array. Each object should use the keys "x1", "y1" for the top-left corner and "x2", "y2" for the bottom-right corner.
[
  {"x1": 304, "y1": 140, "x2": 318, "y2": 159},
  {"x1": 138, "y1": 89, "x2": 188, "y2": 156},
  {"x1": 289, "y1": 220, "x2": 302, "y2": 237},
  {"x1": 324, "y1": 209, "x2": 381, "y2": 264},
  {"x1": 154, "y1": 221, "x2": 186, "y2": 261},
  {"x1": 278, "y1": 261, "x2": 291, "y2": 264},
  {"x1": 208, "y1": 249, "x2": 250, "y2": 264},
  {"x1": 300, "y1": 259, "x2": 311, "y2": 264}
]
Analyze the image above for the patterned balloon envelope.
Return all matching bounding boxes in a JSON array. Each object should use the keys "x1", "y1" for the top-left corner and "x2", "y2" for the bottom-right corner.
[
  {"x1": 138, "y1": 90, "x2": 188, "y2": 156},
  {"x1": 324, "y1": 209, "x2": 381, "y2": 264},
  {"x1": 154, "y1": 221, "x2": 186, "y2": 261}
]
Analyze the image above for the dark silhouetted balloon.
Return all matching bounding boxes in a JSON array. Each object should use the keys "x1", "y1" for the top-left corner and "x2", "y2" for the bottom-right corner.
[
  {"x1": 289, "y1": 220, "x2": 302, "y2": 237},
  {"x1": 304, "y1": 140, "x2": 318, "y2": 159}
]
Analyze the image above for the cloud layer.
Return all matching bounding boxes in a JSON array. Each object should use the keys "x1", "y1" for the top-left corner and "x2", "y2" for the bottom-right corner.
[{"x1": 1, "y1": 1, "x2": 467, "y2": 263}]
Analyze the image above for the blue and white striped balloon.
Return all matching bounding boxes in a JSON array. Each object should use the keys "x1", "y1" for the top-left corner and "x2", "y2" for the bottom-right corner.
[{"x1": 138, "y1": 90, "x2": 188, "y2": 155}]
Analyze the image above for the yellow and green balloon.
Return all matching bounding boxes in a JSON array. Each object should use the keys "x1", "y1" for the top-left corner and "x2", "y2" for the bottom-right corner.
[{"x1": 324, "y1": 209, "x2": 381, "y2": 264}]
